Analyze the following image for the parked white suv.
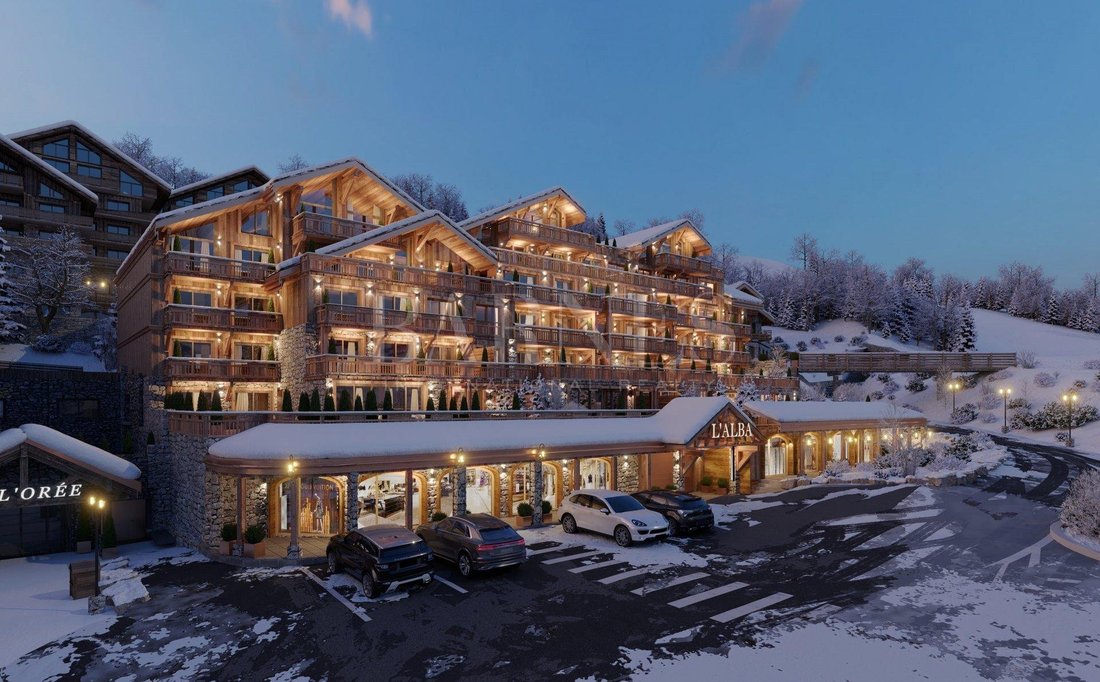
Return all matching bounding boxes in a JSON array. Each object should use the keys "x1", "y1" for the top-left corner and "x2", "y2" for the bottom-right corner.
[{"x1": 559, "y1": 489, "x2": 669, "y2": 547}]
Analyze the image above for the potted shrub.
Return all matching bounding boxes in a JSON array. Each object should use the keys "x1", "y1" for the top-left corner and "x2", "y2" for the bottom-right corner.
[
  {"x1": 665, "y1": 484, "x2": 679, "y2": 491},
  {"x1": 541, "y1": 500, "x2": 554, "y2": 524},
  {"x1": 220, "y1": 522, "x2": 237, "y2": 556},
  {"x1": 717, "y1": 478, "x2": 730, "y2": 493},
  {"x1": 100, "y1": 513, "x2": 119, "y2": 559},
  {"x1": 75, "y1": 507, "x2": 93, "y2": 553},
  {"x1": 243, "y1": 524, "x2": 266, "y2": 558},
  {"x1": 699, "y1": 475, "x2": 716, "y2": 494},
  {"x1": 430, "y1": 512, "x2": 448, "y2": 522},
  {"x1": 515, "y1": 502, "x2": 535, "y2": 528}
]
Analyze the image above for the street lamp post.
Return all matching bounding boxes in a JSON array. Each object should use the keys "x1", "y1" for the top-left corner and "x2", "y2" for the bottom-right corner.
[
  {"x1": 998, "y1": 388, "x2": 1012, "y2": 433},
  {"x1": 85, "y1": 494, "x2": 108, "y2": 613},
  {"x1": 1062, "y1": 393, "x2": 1079, "y2": 447},
  {"x1": 948, "y1": 381, "x2": 959, "y2": 412}
]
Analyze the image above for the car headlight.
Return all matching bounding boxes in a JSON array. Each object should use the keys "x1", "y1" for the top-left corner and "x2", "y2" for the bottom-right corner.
[{"x1": 630, "y1": 519, "x2": 647, "y2": 527}]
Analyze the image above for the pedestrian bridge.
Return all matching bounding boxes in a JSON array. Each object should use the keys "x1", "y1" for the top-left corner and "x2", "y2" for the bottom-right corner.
[{"x1": 794, "y1": 351, "x2": 1017, "y2": 374}]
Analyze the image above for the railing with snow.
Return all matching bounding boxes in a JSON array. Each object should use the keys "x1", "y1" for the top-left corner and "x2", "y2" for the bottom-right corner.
[{"x1": 794, "y1": 352, "x2": 1017, "y2": 374}]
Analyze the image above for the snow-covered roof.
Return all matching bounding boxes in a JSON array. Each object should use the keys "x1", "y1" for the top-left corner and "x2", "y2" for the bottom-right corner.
[
  {"x1": 0, "y1": 132, "x2": 98, "y2": 204},
  {"x1": 0, "y1": 424, "x2": 141, "y2": 489},
  {"x1": 460, "y1": 186, "x2": 587, "y2": 230},
  {"x1": 208, "y1": 397, "x2": 746, "y2": 465},
  {"x1": 727, "y1": 287, "x2": 763, "y2": 306},
  {"x1": 743, "y1": 402, "x2": 926, "y2": 425},
  {"x1": 169, "y1": 165, "x2": 268, "y2": 197},
  {"x1": 615, "y1": 219, "x2": 711, "y2": 254},
  {"x1": 8, "y1": 120, "x2": 172, "y2": 193},
  {"x1": 316, "y1": 210, "x2": 498, "y2": 269}
]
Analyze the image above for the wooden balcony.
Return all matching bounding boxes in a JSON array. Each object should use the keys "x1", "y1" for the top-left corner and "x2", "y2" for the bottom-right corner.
[
  {"x1": 164, "y1": 305, "x2": 283, "y2": 333},
  {"x1": 676, "y1": 313, "x2": 752, "y2": 337},
  {"x1": 652, "y1": 252, "x2": 723, "y2": 278},
  {"x1": 292, "y1": 212, "x2": 381, "y2": 249},
  {"x1": 162, "y1": 357, "x2": 280, "y2": 381},
  {"x1": 607, "y1": 296, "x2": 677, "y2": 320},
  {"x1": 318, "y1": 304, "x2": 495, "y2": 340},
  {"x1": 495, "y1": 249, "x2": 704, "y2": 299},
  {"x1": 607, "y1": 334, "x2": 678, "y2": 356},
  {"x1": 495, "y1": 218, "x2": 598, "y2": 252},
  {"x1": 165, "y1": 252, "x2": 274, "y2": 284},
  {"x1": 507, "y1": 282, "x2": 606, "y2": 310},
  {"x1": 302, "y1": 255, "x2": 490, "y2": 297},
  {"x1": 0, "y1": 204, "x2": 94, "y2": 228},
  {"x1": 677, "y1": 346, "x2": 751, "y2": 365},
  {"x1": 514, "y1": 325, "x2": 600, "y2": 349}
]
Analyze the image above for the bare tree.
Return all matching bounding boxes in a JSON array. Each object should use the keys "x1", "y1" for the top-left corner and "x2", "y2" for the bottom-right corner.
[
  {"x1": 391, "y1": 173, "x2": 470, "y2": 222},
  {"x1": 278, "y1": 153, "x2": 310, "y2": 173},
  {"x1": 705, "y1": 242, "x2": 740, "y2": 283},
  {"x1": 613, "y1": 219, "x2": 635, "y2": 236},
  {"x1": 115, "y1": 132, "x2": 207, "y2": 188},
  {"x1": 789, "y1": 232, "x2": 818, "y2": 270},
  {"x1": 0, "y1": 226, "x2": 23, "y2": 340},
  {"x1": 679, "y1": 208, "x2": 706, "y2": 232},
  {"x1": 9, "y1": 227, "x2": 91, "y2": 334}
]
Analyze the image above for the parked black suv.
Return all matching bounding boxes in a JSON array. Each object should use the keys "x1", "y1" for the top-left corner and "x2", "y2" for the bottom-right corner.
[
  {"x1": 416, "y1": 513, "x2": 527, "y2": 577},
  {"x1": 327, "y1": 525, "x2": 434, "y2": 597},
  {"x1": 631, "y1": 490, "x2": 714, "y2": 535}
]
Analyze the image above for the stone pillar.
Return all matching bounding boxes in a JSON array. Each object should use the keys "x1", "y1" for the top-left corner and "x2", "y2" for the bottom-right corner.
[
  {"x1": 404, "y1": 470, "x2": 414, "y2": 529},
  {"x1": 532, "y1": 461, "x2": 544, "y2": 527},
  {"x1": 427, "y1": 471, "x2": 439, "y2": 517},
  {"x1": 675, "y1": 451, "x2": 685, "y2": 491},
  {"x1": 454, "y1": 467, "x2": 467, "y2": 516},
  {"x1": 287, "y1": 476, "x2": 301, "y2": 559},
  {"x1": 345, "y1": 472, "x2": 359, "y2": 531},
  {"x1": 236, "y1": 476, "x2": 246, "y2": 557}
]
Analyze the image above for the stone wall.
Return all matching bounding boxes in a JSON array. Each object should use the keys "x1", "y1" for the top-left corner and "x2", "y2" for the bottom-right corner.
[
  {"x1": 617, "y1": 455, "x2": 640, "y2": 493},
  {"x1": 278, "y1": 323, "x2": 320, "y2": 400},
  {"x1": 0, "y1": 367, "x2": 128, "y2": 453}
]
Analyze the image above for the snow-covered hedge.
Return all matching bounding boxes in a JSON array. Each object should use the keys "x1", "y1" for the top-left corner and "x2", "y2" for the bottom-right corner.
[
  {"x1": 906, "y1": 376, "x2": 927, "y2": 393},
  {"x1": 1012, "y1": 400, "x2": 1099, "y2": 431},
  {"x1": 1034, "y1": 372, "x2": 1059, "y2": 388},
  {"x1": 1061, "y1": 470, "x2": 1100, "y2": 541},
  {"x1": 31, "y1": 334, "x2": 65, "y2": 353},
  {"x1": 950, "y1": 403, "x2": 979, "y2": 424},
  {"x1": 823, "y1": 459, "x2": 851, "y2": 477}
]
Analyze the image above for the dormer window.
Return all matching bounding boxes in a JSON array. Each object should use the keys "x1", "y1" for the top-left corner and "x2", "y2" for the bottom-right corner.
[
  {"x1": 120, "y1": 170, "x2": 143, "y2": 197},
  {"x1": 42, "y1": 137, "x2": 69, "y2": 159},
  {"x1": 38, "y1": 182, "x2": 62, "y2": 199}
]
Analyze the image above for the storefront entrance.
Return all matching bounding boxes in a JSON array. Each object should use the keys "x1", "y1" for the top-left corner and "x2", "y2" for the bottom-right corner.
[
  {"x1": 765, "y1": 438, "x2": 787, "y2": 477},
  {"x1": 358, "y1": 472, "x2": 422, "y2": 527},
  {"x1": 279, "y1": 476, "x2": 342, "y2": 535},
  {"x1": 579, "y1": 458, "x2": 612, "y2": 489}
]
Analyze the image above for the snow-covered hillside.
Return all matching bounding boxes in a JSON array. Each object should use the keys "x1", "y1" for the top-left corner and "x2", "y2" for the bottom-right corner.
[{"x1": 770, "y1": 310, "x2": 1100, "y2": 454}]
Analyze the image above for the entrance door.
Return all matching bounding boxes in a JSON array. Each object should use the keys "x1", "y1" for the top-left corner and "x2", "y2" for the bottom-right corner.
[
  {"x1": 580, "y1": 458, "x2": 610, "y2": 489},
  {"x1": 466, "y1": 467, "x2": 494, "y2": 515},
  {"x1": 765, "y1": 439, "x2": 787, "y2": 476},
  {"x1": 358, "y1": 473, "x2": 416, "y2": 526},
  {"x1": 279, "y1": 477, "x2": 341, "y2": 535}
]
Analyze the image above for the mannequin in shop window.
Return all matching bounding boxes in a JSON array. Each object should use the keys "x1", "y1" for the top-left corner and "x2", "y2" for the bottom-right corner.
[{"x1": 312, "y1": 493, "x2": 324, "y2": 532}]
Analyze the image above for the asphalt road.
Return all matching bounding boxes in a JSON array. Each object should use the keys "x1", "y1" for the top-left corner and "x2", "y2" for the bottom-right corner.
[{"x1": 4, "y1": 431, "x2": 1097, "y2": 681}]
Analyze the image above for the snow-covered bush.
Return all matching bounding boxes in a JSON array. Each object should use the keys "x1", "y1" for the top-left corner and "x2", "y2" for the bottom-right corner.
[
  {"x1": 950, "y1": 403, "x2": 979, "y2": 424},
  {"x1": 772, "y1": 336, "x2": 784, "y2": 344},
  {"x1": 823, "y1": 459, "x2": 851, "y2": 477},
  {"x1": 906, "y1": 376, "x2": 927, "y2": 393},
  {"x1": 1072, "y1": 379, "x2": 1088, "y2": 389},
  {"x1": 832, "y1": 384, "x2": 862, "y2": 401},
  {"x1": 810, "y1": 337, "x2": 824, "y2": 349},
  {"x1": 854, "y1": 461, "x2": 876, "y2": 474},
  {"x1": 31, "y1": 334, "x2": 64, "y2": 353},
  {"x1": 867, "y1": 390, "x2": 884, "y2": 401},
  {"x1": 926, "y1": 455, "x2": 970, "y2": 472},
  {"x1": 850, "y1": 334, "x2": 867, "y2": 347},
  {"x1": 1034, "y1": 372, "x2": 1059, "y2": 388},
  {"x1": 876, "y1": 373, "x2": 891, "y2": 383},
  {"x1": 67, "y1": 341, "x2": 93, "y2": 355},
  {"x1": 1008, "y1": 397, "x2": 1030, "y2": 410},
  {"x1": 1013, "y1": 401, "x2": 1099, "y2": 431},
  {"x1": 1060, "y1": 469, "x2": 1100, "y2": 540},
  {"x1": 833, "y1": 335, "x2": 845, "y2": 343},
  {"x1": 980, "y1": 413, "x2": 998, "y2": 424},
  {"x1": 1018, "y1": 350, "x2": 1038, "y2": 369},
  {"x1": 796, "y1": 341, "x2": 808, "y2": 352},
  {"x1": 943, "y1": 432, "x2": 992, "y2": 460},
  {"x1": 1083, "y1": 360, "x2": 1100, "y2": 370},
  {"x1": 881, "y1": 379, "x2": 899, "y2": 396},
  {"x1": 980, "y1": 393, "x2": 999, "y2": 410},
  {"x1": 1055, "y1": 432, "x2": 1071, "y2": 443}
]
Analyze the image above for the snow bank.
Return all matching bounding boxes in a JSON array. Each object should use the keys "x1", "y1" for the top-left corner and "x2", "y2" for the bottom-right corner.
[{"x1": 0, "y1": 343, "x2": 108, "y2": 372}]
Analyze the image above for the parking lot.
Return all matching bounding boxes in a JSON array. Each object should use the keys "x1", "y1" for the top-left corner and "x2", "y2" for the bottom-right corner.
[{"x1": 3, "y1": 435, "x2": 1099, "y2": 681}]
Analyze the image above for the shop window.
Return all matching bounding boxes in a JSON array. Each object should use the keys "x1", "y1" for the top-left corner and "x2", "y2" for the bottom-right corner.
[
  {"x1": 59, "y1": 399, "x2": 99, "y2": 419},
  {"x1": 280, "y1": 477, "x2": 341, "y2": 535}
]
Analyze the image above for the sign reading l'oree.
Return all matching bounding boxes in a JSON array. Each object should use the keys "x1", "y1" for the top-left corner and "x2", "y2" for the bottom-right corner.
[{"x1": 0, "y1": 483, "x2": 83, "y2": 503}]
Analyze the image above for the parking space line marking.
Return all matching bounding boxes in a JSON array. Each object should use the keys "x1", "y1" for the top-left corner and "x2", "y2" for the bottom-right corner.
[
  {"x1": 542, "y1": 550, "x2": 605, "y2": 565},
  {"x1": 433, "y1": 575, "x2": 468, "y2": 594},
  {"x1": 631, "y1": 572, "x2": 709, "y2": 596},
  {"x1": 668, "y1": 582, "x2": 748, "y2": 608},
  {"x1": 597, "y1": 567, "x2": 656, "y2": 585},
  {"x1": 300, "y1": 569, "x2": 372, "y2": 623},
  {"x1": 526, "y1": 545, "x2": 565, "y2": 556},
  {"x1": 569, "y1": 559, "x2": 625, "y2": 574},
  {"x1": 710, "y1": 592, "x2": 792, "y2": 623}
]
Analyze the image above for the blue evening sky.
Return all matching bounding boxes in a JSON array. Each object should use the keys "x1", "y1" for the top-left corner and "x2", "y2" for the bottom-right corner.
[{"x1": 2, "y1": 1, "x2": 1097, "y2": 285}]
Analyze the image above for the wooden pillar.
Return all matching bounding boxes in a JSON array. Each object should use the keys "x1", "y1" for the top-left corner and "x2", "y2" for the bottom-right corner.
[
  {"x1": 610, "y1": 455, "x2": 619, "y2": 491},
  {"x1": 404, "y1": 469, "x2": 414, "y2": 529},
  {"x1": 287, "y1": 476, "x2": 301, "y2": 559},
  {"x1": 571, "y1": 459, "x2": 581, "y2": 492},
  {"x1": 236, "y1": 475, "x2": 246, "y2": 557}
]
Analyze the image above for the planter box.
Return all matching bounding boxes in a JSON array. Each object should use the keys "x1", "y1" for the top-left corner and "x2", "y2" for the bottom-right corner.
[
  {"x1": 76, "y1": 540, "x2": 92, "y2": 554},
  {"x1": 514, "y1": 512, "x2": 554, "y2": 529},
  {"x1": 101, "y1": 547, "x2": 119, "y2": 559},
  {"x1": 219, "y1": 540, "x2": 235, "y2": 556},
  {"x1": 243, "y1": 541, "x2": 266, "y2": 558},
  {"x1": 699, "y1": 485, "x2": 717, "y2": 494}
]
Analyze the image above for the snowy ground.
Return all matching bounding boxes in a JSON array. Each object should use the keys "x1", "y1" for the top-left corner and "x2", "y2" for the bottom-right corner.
[
  {"x1": 770, "y1": 310, "x2": 1100, "y2": 455},
  {"x1": 0, "y1": 343, "x2": 108, "y2": 372}
]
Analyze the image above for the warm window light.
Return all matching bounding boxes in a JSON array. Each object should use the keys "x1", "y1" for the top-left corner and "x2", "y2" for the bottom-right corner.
[{"x1": 287, "y1": 456, "x2": 299, "y2": 473}]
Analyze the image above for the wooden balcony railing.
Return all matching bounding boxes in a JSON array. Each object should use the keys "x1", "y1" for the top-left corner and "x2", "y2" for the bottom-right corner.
[
  {"x1": 676, "y1": 346, "x2": 751, "y2": 365},
  {"x1": 0, "y1": 205, "x2": 94, "y2": 227},
  {"x1": 652, "y1": 252, "x2": 723, "y2": 278},
  {"x1": 318, "y1": 304, "x2": 495, "y2": 339},
  {"x1": 303, "y1": 255, "x2": 490, "y2": 297},
  {"x1": 164, "y1": 305, "x2": 283, "y2": 333},
  {"x1": 162, "y1": 357, "x2": 280, "y2": 381},
  {"x1": 496, "y1": 218, "x2": 598, "y2": 252},
  {"x1": 675, "y1": 313, "x2": 752, "y2": 337},
  {"x1": 165, "y1": 252, "x2": 274, "y2": 283},
  {"x1": 514, "y1": 325, "x2": 600, "y2": 349},
  {"x1": 506, "y1": 282, "x2": 606, "y2": 310},
  {"x1": 607, "y1": 296, "x2": 677, "y2": 320},
  {"x1": 292, "y1": 212, "x2": 382, "y2": 245},
  {"x1": 607, "y1": 334, "x2": 678, "y2": 355},
  {"x1": 495, "y1": 249, "x2": 704, "y2": 299}
]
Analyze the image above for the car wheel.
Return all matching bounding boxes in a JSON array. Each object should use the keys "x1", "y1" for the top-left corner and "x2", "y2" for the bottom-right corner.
[
  {"x1": 457, "y1": 552, "x2": 473, "y2": 578},
  {"x1": 362, "y1": 571, "x2": 380, "y2": 599},
  {"x1": 327, "y1": 551, "x2": 340, "y2": 574},
  {"x1": 668, "y1": 519, "x2": 681, "y2": 537},
  {"x1": 561, "y1": 514, "x2": 577, "y2": 534},
  {"x1": 614, "y1": 525, "x2": 633, "y2": 547}
]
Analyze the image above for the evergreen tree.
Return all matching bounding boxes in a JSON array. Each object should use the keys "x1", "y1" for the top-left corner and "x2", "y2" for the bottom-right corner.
[
  {"x1": 365, "y1": 389, "x2": 378, "y2": 411},
  {"x1": 439, "y1": 389, "x2": 448, "y2": 410},
  {"x1": 101, "y1": 512, "x2": 117, "y2": 549},
  {"x1": 471, "y1": 392, "x2": 481, "y2": 410},
  {"x1": 281, "y1": 389, "x2": 293, "y2": 412},
  {"x1": 298, "y1": 392, "x2": 310, "y2": 411},
  {"x1": 644, "y1": 354, "x2": 652, "y2": 369},
  {"x1": 210, "y1": 391, "x2": 222, "y2": 412},
  {"x1": 1080, "y1": 300, "x2": 1098, "y2": 332},
  {"x1": 323, "y1": 392, "x2": 335, "y2": 411},
  {"x1": 354, "y1": 395, "x2": 364, "y2": 411},
  {"x1": 426, "y1": 396, "x2": 435, "y2": 411},
  {"x1": 460, "y1": 395, "x2": 469, "y2": 415},
  {"x1": 338, "y1": 390, "x2": 352, "y2": 411},
  {"x1": 197, "y1": 392, "x2": 210, "y2": 411},
  {"x1": 559, "y1": 346, "x2": 566, "y2": 363},
  {"x1": 953, "y1": 307, "x2": 976, "y2": 351},
  {"x1": 310, "y1": 388, "x2": 321, "y2": 411},
  {"x1": 449, "y1": 395, "x2": 458, "y2": 411},
  {"x1": 1041, "y1": 291, "x2": 1061, "y2": 325},
  {"x1": 481, "y1": 347, "x2": 489, "y2": 364},
  {"x1": 511, "y1": 392, "x2": 521, "y2": 410},
  {"x1": 382, "y1": 390, "x2": 393, "y2": 411}
]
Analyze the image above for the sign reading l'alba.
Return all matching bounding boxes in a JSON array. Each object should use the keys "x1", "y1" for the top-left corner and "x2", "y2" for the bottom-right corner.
[
  {"x1": 0, "y1": 483, "x2": 83, "y2": 503},
  {"x1": 710, "y1": 422, "x2": 752, "y2": 440}
]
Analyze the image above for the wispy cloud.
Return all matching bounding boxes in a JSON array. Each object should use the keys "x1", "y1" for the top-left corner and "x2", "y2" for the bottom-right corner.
[
  {"x1": 721, "y1": 0, "x2": 802, "y2": 72},
  {"x1": 325, "y1": 0, "x2": 373, "y2": 39}
]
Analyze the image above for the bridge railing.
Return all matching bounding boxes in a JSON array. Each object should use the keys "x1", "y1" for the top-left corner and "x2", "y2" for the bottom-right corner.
[{"x1": 794, "y1": 352, "x2": 1017, "y2": 374}]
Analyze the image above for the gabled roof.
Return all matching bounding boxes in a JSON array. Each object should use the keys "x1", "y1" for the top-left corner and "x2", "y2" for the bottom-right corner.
[
  {"x1": 0, "y1": 424, "x2": 141, "y2": 492},
  {"x1": 743, "y1": 401, "x2": 926, "y2": 426},
  {"x1": 0, "y1": 132, "x2": 98, "y2": 204},
  {"x1": 317, "y1": 210, "x2": 498, "y2": 270},
  {"x1": 728, "y1": 281, "x2": 765, "y2": 306},
  {"x1": 461, "y1": 186, "x2": 587, "y2": 230},
  {"x1": 170, "y1": 165, "x2": 269, "y2": 198},
  {"x1": 8, "y1": 120, "x2": 172, "y2": 193},
  {"x1": 616, "y1": 219, "x2": 712, "y2": 254}
]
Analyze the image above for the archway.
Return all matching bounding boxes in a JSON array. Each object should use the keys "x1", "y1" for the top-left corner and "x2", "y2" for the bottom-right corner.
[
  {"x1": 579, "y1": 457, "x2": 613, "y2": 489},
  {"x1": 765, "y1": 438, "x2": 788, "y2": 477},
  {"x1": 465, "y1": 466, "x2": 496, "y2": 515},
  {"x1": 273, "y1": 476, "x2": 344, "y2": 536},
  {"x1": 357, "y1": 472, "x2": 422, "y2": 527}
]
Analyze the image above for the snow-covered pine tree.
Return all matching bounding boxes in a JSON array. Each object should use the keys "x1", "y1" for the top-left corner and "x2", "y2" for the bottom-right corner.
[
  {"x1": 9, "y1": 226, "x2": 92, "y2": 334},
  {"x1": 1080, "y1": 300, "x2": 1098, "y2": 333},
  {"x1": 1041, "y1": 291, "x2": 1061, "y2": 325},
  {"x1": 891, "y1": 287, "x2": 912, "y2": 343},
  {"x1": 734, "y1": 378, "x2": 759, "y2": 404},
  {"x1": 952, "y1": 307, "x2": 976, "y2": 351},
  {"x1": 0, "y1": 227, "x2": 24, "y2": 340}
]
